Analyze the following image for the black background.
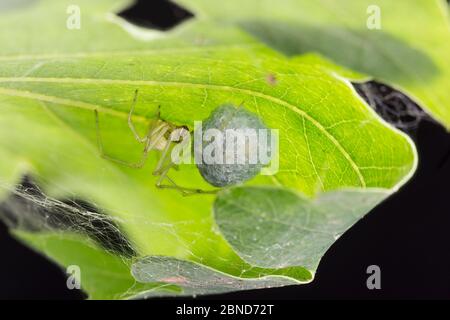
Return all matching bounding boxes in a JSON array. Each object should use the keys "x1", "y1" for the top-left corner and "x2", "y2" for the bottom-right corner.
[{"x1": 1, "y1": 0, "x2": 449, "y2": 300}]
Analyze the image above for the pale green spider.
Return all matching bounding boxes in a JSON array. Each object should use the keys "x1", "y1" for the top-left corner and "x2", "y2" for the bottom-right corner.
[{"x1": 94, "y1": 90, "x2": 216, "y2": 196}]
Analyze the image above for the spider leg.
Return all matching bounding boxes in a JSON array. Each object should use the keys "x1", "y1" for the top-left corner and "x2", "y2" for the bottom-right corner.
[
  {"x1": 127, "y1": 89, "x2": 150, "y2": 143},
  {"x1": 152, "y1": 136, "x2": 173, "y2": 176},
  {"x1": 156, "y1": 168, "x2": 218, "y2": 196},
  {"x1": 95, "y1": 109, "x2": 167, "y2": 168},
  {"x1": 152, "y1": 141, "x2": 218, "y2": 196}
]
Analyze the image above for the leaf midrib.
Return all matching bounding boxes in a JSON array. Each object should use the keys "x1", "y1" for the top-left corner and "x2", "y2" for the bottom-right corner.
[{"x1": 0, "y1": 43, "x2": 261, "y2": 62}]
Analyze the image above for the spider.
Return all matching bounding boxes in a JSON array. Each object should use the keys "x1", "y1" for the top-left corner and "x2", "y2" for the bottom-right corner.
[{"x1": 94, "y1": 89, "x2": 217, "y2": 196}]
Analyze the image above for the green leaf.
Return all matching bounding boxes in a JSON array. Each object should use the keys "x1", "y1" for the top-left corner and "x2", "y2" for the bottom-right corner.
[
  {"x1": 178, "y1": 0, "x2": 450, "y2": 128},
  {"x1": 0, "y1": 0, "x2": 417, "y2": 298},
  {"x1": 214, "y1": 186, "x2": 388, "y2": 270},
  {"x1": 131, "y1": 256, "x2": 304, "y2": 298},
  {"x1": 14, "y1": 231, "x2": 182, "y2": 299}
]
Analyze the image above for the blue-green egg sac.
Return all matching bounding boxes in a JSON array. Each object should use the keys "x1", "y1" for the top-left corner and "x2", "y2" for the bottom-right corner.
[{"x1": 195, "y1": 104, "x2": 271, "y2": 187}]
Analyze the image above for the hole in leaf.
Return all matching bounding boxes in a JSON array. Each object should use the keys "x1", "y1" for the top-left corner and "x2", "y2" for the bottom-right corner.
[
  {"x1": 353, "y1": 81, "x2": 432, "y2": 132},
  {"x1": 0, "y1": 176, "x2": 136, "y2": 258},
  {"x1": 117, "y1": 0, "x2": 194, "y2": 31}
]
